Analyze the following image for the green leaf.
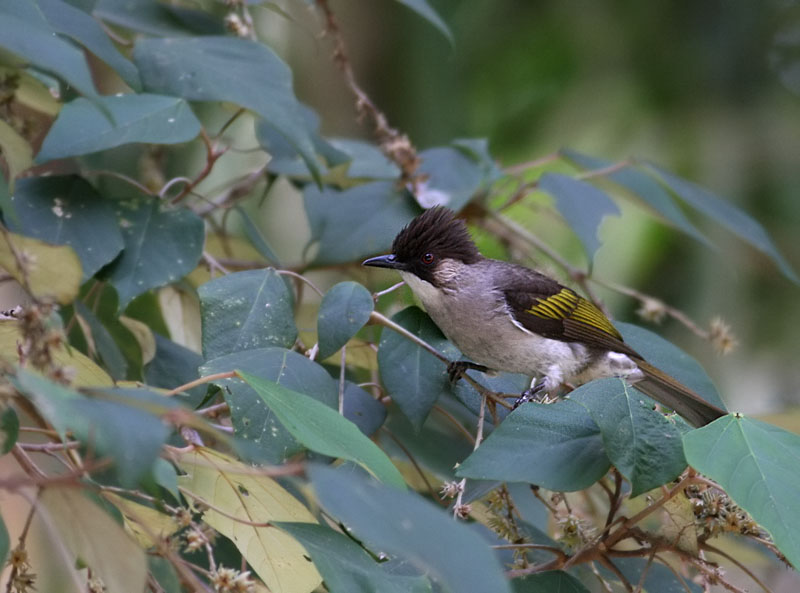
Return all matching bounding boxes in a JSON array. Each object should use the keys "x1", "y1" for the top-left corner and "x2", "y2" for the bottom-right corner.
[
  {"x1": 392, "y1": 0, "x2": 453, "y2": 46},
  {"x1": 647, "y1": 165, "x2": 799, "y2": 284},
  {"x1": 304, "y1": 181, "x2": 418, "y2": 266},
  {"x1": 106, "y1": 199, "x2": 204, "y2": 308},
  {"x1": 561, "y1": 150, "x2": 711, "y2": 248},
  {"x1": 310, "y1": 464, "x2": 511, "y2": 593},
  {"x1": 145, "y1": 333, "x2": 206, "y2": 407},
  {"x1": 328, "y1": 138, "x2": 399, "y2": 180},
  {"x1": 539, "y1": 172, "x2": 620, "y2": 261},
  {"x1": 617, "y1": 322, "x2": 726, "y2": 410},
  {"x1": 40, "y1": 488, "x2": 147, "y2": 593},
  {"x1": 0, "y1": 120, "x2": 33, "y2": 185},
  {"x1": 37, "y1": 0, "x2": 141, "y2": 90},
  {"x1": 457, "y1": 398, "x2": 611, "y2": 491},
  {"x1": 416, "y1": 145, "x2": 488, "y2": 210},
  {"x1": 134, "y1": 36, "x2": 321, "y2": 182},
  {"x1": 237, "y1": 206, "x2": 279, "y2": 265},
  {"x1": 11, "y1": 176, "x2": 123, "y2": 279},
  {"x1": 377, "y1": 306, "x2": 458, "y2": 431},
  {"x1": 0, "y1": 513, "x2": 8, "y2": 568},
  {"x1": 603, "y1": 557, "x2": 701, "y2": 593},
  {"x1": 277, "y1": 522, "x2": 433, "y2": 593},
  {"x1": 570, "y1": 378, "x2": 687, "y2": 497},
  {"x1": 14, "y1": 370, "x2": 170, "y2": 486},
  {"x1": 342, "y1": 381, "x2": 387, "y2": 437},
  {"x1": 74, "y1": 300, "x2": 128, "y2": 380},
  {"x1": 0, "y1": 13, "x2": 99, "y2": 102},
  {"x1": 176, "y1": 448, "x2": 322, "y2": 593},
  {"x1": 37, "y1": 94, "x2": 201, "y2": 162},
  {"x1": 201, "y1": 347, "x2": 337, "y2": 463},
  {"x1": 684, "y1": 415, "x2": 800, "y2": 569},
  {"x1": 512, "y1": 571, "x2": 590, "y2": 593},
  {"x1": 94, "y1": 0, "x2": 223, "y2": 36},
  {"x1": 198, "y1": 268, "x2": 297, "y2": 360},
  {"x1": 317, "y1": 281, "x2": 374, "y2": 360},
  {"x1": 0, "y1": 407, "x2": 19, "y2": 455},
  {"x1": 239, "y1": 371, "x2": 406, "y2": 488}
]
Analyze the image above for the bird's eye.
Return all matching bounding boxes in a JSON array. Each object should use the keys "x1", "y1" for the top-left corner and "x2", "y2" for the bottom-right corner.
[{"x1": 420, "y1": 253, "x2": 435, "y2": 265}]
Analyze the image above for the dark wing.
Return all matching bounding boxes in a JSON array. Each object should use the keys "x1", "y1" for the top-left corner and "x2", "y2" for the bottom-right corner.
[{"x1": 498, "y1": 265, "x2": 640, "y2": 358}]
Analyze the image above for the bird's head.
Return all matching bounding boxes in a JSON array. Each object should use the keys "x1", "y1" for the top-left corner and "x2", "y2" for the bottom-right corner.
[{"x1": 362, "y1": 207, "x2": 481, "y2": 286}]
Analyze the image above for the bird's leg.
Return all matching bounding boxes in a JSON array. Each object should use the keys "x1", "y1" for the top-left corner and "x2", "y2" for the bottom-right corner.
[
  {"x1": 447, "y1": 360, "x2": 491, "y2": 384},
  {"x1": 512, "y1": 377, "x2": 547, "y2": 409}
]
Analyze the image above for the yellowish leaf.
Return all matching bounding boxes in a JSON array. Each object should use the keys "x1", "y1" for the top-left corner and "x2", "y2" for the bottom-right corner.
[
  {"x1": 0, "y1": 119, "x2": 33, "y2": 186},
  {"x1": 157, "y1": 285, "x2": 202, "y2": 353},
  {"x1": 0, "y1": 231, "x2": 82, "y2": 304},
  {"x1": 39, "y1": 487, "x2": 147, "y2": 593},
  {"x1": 176, "y1": 448, "x2": 322, "y2": 593},
  {"x1": 102, "y1": 491, "x2": 180, "y2": 549},
  {"x1": 662, "y1": 491, "x2": 699, "y2": 555},
  {"x1": 119, "y1": 315, "x2": 156, "y2": 365},
  {"x1": 0, "y1": 321, "x2": 113, "y2": 387}
]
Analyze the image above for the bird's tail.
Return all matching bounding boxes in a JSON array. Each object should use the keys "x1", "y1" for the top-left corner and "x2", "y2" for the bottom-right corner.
[{"x1": 633, "y1": 360, "x2": 726, "y2": 428}]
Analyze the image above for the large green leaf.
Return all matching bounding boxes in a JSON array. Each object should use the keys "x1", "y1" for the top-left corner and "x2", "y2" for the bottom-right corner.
[
  {"x1": 310, "y1": 464, "x2": 511, "y2": 593},
  {"x1": 539, "y1": 172, "x2": 620, "y2": 261},
  {"x1": 377, "y1": 307, "x2": 459, "y2": 431},
  {"x1": 392, "y1": 0, "x2": 453, "y2": 45},
  {"x1": 304, "y1": 182, "x2": 418, "y2": 266},
  {"x1": 198, "y1": 268, "x2": 297, "y2": 360},
  {"x1": 201, "y1": 347, "x2": 337, "y2": 464},
  {"x1": 647, "y1": 165, "x2": 799, "y2": 284},
  {"x1": 684, "y1": 416, "x2": 800, "y2": 569},
  {"x1": 0, "y1": 12, "x2": 99, "y2": 101},
  {"x1": 561, "y1": 150, "x2": 710, "y2": 247},
  {"x1": 457, "y1": 398, "x2": 611, "y2": 491},
  {"x1": 37, "y1": 0, "x2": 140, "y2": 89},
  {"x1": 106, "y1": 199, "x2": 204, "y2": 307},
  {"x1": 239, "y1": 371, "x2": 406, "y2": 488},
  {"x1": 277, "y1": 522, "x2": 432, "y2": 593},
  {"x1": 317, "y1": 281, "x2": 374, "y2": 360},
  {"x1": 512, "y1": 571, "x2": 590, "y2": 593},
  {"x1": 37, "y1": 94, "x2": 201, "y2": 162},
  {"x1": 11, "y1": 176, "x2": 124, "y2": 279},
  {"x1": 134, "y1": 36, "x2": 320, "y2": 182},
  {"x1": 14, "y1": 370, "x2": 169, "y2": 486},
  {"x1": 570, "y1": 378, "x2": 687, "y2": 497},
  {"x1": 617, "y1": 322, "x2": 726, "y2": 410}
]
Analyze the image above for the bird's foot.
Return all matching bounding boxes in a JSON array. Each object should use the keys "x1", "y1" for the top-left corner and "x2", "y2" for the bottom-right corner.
[
  {"x1": 512, "y1": 380, "x2": 547, "y2": 409},
  {"x1": 447, "y1": 360, "x2": 490, "y2": 384}
]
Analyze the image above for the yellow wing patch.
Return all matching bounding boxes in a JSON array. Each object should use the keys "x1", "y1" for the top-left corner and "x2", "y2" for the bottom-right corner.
[{"x1": 527, "y1": 288, "x2": 622, "y2": 339}]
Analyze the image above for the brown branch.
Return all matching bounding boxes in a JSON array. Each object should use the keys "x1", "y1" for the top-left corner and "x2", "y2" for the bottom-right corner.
[
  {"x1": 170, "y1": 130, "x2": 226, "y2": 204},
  {"x1": 315, "y1": 0, "x2": 421, "y2": 187}
]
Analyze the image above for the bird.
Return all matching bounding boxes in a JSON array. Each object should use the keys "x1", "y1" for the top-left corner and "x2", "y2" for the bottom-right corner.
[{"x1": 362, "y1": 206, "x2": 726, "y2": 427}]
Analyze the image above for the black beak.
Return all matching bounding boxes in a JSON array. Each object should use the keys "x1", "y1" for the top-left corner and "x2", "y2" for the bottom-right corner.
[{"x1": 362, "y1": 254, "x2": 403, "y2": 270}]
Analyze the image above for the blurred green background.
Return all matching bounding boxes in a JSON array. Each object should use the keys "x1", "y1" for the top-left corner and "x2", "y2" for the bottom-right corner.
[{"x1": 264, "y1": 0, "x2": 800, "y2": 423}]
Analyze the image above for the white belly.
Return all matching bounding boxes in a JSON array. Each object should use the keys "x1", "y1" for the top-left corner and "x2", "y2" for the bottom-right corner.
[{"x1": 401, "y1": 271, "x2": 641, "y2": 391}]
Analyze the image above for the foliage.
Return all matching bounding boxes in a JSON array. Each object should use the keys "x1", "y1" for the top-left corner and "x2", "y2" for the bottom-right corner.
[{"x1": 0, "y1": 1, "x2": 798, "y2": 592}]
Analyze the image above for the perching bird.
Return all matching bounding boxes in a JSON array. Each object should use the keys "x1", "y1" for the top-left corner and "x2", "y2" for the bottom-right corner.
[{"x1": 363, "y1": 207, "x2": 726, "y2": 427}]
